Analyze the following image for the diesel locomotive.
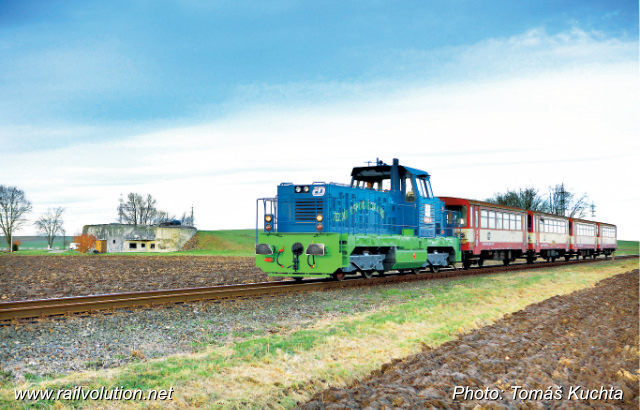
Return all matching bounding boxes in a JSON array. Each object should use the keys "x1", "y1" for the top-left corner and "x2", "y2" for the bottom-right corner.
[
  {"x1": 255, "y1": 159, "x2": 460, "y2": 280},
  {"x1": 255, "y1": 159, "x2": 617, "y2": 280}
]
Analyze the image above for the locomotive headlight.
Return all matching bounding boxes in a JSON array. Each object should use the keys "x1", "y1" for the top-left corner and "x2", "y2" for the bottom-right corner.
[
  {"x1": 316, "y1": 214, "x2": 323, "y2": 222},
  {"x1": 264, "y1": 214, "x2": 272, "y2": 223},
  {"x1": 303, "y1": 186, "x2": 309, "y2": 192},
  {"x1": 295, "y1": 186, "x2": 302, "y2": 193},
  {"x1": 316, "y1": 223, "x2": 323, "y2": 231}
]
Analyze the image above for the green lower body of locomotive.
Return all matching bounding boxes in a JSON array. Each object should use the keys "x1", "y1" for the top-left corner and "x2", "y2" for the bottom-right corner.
[{"x1": 255, "y1": 232, "x2": 460, "y2": 278}]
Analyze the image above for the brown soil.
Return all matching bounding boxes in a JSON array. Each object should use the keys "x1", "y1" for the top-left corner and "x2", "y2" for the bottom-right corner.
[
  {"x1": 0, "y1": 255, "x2": 275, "y2": 301},
  {"x1": 304, "y1": 270, "x2": 639, "y2": 409}
]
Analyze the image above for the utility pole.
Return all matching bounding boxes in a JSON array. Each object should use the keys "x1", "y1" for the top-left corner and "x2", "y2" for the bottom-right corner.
[
  {"x1": 590, "y1": 203, "x2": 596, "y2": 218},
  {"x1": 558, "y1": 183, "x2": 567, "y2": 217},
  {"x1": 190, "y1": 205, "x2": 194, "y2": 226}
]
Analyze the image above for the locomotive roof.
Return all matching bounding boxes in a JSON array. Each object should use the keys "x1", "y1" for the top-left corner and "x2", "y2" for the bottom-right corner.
[{"x1": 351, "y1": 164, "x2": 430, "y2": 181}]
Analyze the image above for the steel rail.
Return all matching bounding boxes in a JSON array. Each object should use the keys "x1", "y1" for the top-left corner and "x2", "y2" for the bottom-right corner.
[{"x1": 1, "y1": 255, "x2": 636, "y2": 322}]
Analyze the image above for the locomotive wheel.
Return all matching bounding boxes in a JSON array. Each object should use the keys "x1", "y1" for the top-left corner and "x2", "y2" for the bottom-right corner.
[
  {"x1": 565, "y1": 255, "x2": 571, "y2": 261},
  {"x1": 429, "y1": 264, "x2": 440, "y2": 273},
  {"x1": 332, "y1": 272, "x2": 346, "y2": 281},
  {"x1": 592, "y1": 254, "x2": 597, "y2": 259},
  {"x1": 526, "y1": 257, "x2": 535, "y2": 264},
  {"x1": 293, "y1": 277, "x2": 304, "y2": 283},
  {"x1": 551, "y1": 256, "x2": 556, "y2": 262},
  {"x1": 502, "y1": 259, "x2": 510, "y2": 266},
  {"x1": 462, "y1": 259, "x2": 471, "y2": 270},
  {"x1": 477, "y1": 258, "x2": 484, "y2": 267},
  {"x1": 411, "y1": 268, "x2": 420, "y2": 274},
  {"x1": 361, "y1": 270, "x2": 373, "y2": 279}
]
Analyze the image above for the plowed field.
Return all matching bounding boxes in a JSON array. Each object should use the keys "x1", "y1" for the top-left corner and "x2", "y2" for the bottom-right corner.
[
  {"x1": 304, "y1": 270, "x2": 639, "y2": 409},
  {"x1": 0, "y1": 255, "x2": 272, "y2": 301}
]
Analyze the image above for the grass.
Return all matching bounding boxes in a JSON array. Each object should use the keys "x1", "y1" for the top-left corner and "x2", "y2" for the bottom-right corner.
[
  {"x1": 0, "y1": 230, "x2": 256, "y2": 257},
  {"x1": 1, "y1": 258, "x2": 635, "y2": 408},
  {"x1": 616, "y1": 240, "x2": 639, "y2": 255},
  {"x1": 0, "y1": 236, "x2": 73, "y2": 251},
  {"x1": 181, "y1": 229, "x2": 255, "y2": 256}
]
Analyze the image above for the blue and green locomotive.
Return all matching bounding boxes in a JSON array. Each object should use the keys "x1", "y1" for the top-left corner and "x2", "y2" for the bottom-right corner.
[{"x1": 255, "y1": 158, "x2": 461, "y2": 280}]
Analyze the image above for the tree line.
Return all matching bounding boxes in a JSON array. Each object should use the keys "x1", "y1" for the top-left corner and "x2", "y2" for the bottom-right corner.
[
  {"x1": 0, "y1": 186, "x2": 194, "y2": 252},
  {"x1": 486, "y1": 183, "x2": 593, "y2": 218}
]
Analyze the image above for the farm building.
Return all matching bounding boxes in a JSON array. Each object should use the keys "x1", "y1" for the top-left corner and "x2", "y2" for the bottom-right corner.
[{"x1": 82, "y1": 223, "x2": 196, "y2": 253}]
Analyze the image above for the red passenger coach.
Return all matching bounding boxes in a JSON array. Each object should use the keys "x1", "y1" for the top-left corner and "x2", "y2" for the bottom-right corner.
[
  {"x1": 441, "y1": 197, "x2": 527, "y2": 268},
  {"x1": 597, "y1": 222, "x2": 617, "y2": 257},
  {"x1": 527, "y1": 211, "x2": 570, "y2": 263},
  {"x1": 570, "y1": 218, "x2": 598, "y2": 258}
]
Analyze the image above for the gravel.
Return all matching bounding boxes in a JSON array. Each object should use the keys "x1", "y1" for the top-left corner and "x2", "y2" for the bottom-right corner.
[{"x1": 0, "y1": 279, "x2": 427, "y2": 382}]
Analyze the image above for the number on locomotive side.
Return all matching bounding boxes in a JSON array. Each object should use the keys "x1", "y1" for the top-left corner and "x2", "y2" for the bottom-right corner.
[{"x1": 312, "y1": 187, "x2": 325, "y2": 196}]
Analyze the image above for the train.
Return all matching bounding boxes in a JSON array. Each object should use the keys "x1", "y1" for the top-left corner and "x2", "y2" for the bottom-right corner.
[{"x1": 255, "y1": 159, "x2": 617, "y2": 280}]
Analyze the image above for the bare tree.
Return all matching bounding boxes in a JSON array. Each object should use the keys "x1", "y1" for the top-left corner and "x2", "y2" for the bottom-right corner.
[
  {"x1": 117, "y1": 193, "x2": 157, "y2": 225},
  {"x1": 486, "y1": 187, "x2": 548, "y2": 211},
  {"x1": 0, "y1": 185, "x2": 32, "y2": 252},
  {"x1": 34, "y1": 207, "x2": 65, "y2": 250},
  {"x1": 180, "y1": 206, "x2": 195, "y2": 226},
  {"x1": 548, "y1": 183, "x2": 589, "y2": 218},
  {"x1": 153, "y1": 210, "x2": 176, "y2": 224}
]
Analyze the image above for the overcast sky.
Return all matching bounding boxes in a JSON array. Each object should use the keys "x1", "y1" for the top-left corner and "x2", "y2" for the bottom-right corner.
[{"x1": 1, "y1": 1, "x2": 638, "y2": 239}]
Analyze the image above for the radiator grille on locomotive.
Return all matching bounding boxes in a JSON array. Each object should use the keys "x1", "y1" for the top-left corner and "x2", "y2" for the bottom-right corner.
[{"x1": 295, "y1": 199, "x2": 323, "y2": 221}]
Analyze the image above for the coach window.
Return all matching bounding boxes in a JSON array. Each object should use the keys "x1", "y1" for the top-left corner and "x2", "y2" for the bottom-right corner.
[
  {"x1": 488, "y1": 211, "x2": 496, "y2": 229},
  {"x1": 496, "y1": 213, "x2": 503, "y2": 229},
  {"x1": 481, "y1": 210, "x2": 488, "y2": 228}
]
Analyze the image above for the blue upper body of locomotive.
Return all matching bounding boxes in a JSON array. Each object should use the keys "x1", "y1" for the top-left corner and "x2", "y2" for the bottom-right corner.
[{"x1": 274, "y1": 158, "x2": 450, "y2": 238}]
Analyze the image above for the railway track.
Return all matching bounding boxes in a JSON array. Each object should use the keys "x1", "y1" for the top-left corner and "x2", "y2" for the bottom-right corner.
[{"x1": 1, "y1": 255, "x2": 636, "y2": 322}]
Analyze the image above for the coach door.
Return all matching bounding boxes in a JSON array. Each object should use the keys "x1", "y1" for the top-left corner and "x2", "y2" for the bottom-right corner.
[
  {"x1": 474, "y1": 207, "x2": 480, "y2": 252},
  {"x1": 534, "y1": 215, "x2": 540, "y2": 252}
]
